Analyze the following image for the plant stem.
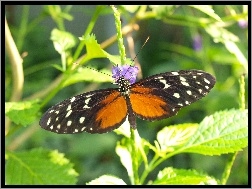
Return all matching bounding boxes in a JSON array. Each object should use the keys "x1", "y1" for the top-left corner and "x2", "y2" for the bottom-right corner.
[{"x1": 111, "y1": 5, "x2": 126, "y2": 65}]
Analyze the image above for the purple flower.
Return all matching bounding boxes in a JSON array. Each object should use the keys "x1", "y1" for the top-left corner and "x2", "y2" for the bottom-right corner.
[
  {"x1": 112, "y1": 65, "x2": 139, "y2": 84},
  {"x1": 238, "y1": 19, "x2": 248, "y2": 29},
  {"x1": 193, "y1": 34, "x2": 202, "y2": 51}
]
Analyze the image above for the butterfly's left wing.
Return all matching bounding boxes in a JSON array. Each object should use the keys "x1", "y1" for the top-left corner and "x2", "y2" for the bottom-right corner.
[
  {"x1": 40, "y1": 88, "x2": 128, "y2": 134},
  {"x1": 129, "y1": 70, "x2": 216, "y2": 121}
]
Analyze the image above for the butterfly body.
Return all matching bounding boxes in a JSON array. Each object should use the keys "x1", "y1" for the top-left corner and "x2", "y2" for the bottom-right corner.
[{"x1": 40, "y1": 68, "x2": 216, "y2": 134}]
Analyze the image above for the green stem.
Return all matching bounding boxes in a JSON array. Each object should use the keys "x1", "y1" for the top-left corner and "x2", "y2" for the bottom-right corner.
[
  {"x1": 110, "y1": 5, "x2": 140, "y2": 184},
  {"x1": 130, "y1": 128, "x2": 139, "y2": 185},
  {"x1": 220, "y1": 152, "x2": 238, "y2": 184},
  {"x1": 111, "y1": 5, "x2": 126, "y2": 65},
  {"x1": 239, "y1": 74, "x2": 245, "y2": 110}
]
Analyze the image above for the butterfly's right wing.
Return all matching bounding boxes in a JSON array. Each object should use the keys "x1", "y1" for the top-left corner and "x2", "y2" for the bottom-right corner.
[{"x1": 129, "y1": 70, "x2": 216, "y2": 121}]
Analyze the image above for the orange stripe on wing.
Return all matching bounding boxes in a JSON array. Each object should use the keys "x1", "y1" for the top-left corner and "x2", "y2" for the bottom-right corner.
[
  {"x1": 130, "y1": 87, "x2": 174, "y2": 120},
  {"x1": 96, "y1": 91, "x2": 127, "y2": 129}
]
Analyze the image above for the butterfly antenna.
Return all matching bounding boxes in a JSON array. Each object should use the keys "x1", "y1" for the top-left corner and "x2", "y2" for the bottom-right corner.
[{"x1": 132, "y1": 36, "x2": 150, "y2": 63}]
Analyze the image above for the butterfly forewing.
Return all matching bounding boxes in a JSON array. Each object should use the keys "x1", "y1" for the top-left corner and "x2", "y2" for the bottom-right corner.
[
  {"x1": 40, "y1": 88, "x2": 128, "y2": 134},
  {"x1": 129, "y1": 70, "x2": 216, "y2": 120}
]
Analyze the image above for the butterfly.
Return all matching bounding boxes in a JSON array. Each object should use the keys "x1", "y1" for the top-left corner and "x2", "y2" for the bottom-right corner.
[{"x1": 39, "y1": 65, "x2": 216, "y2": 134}]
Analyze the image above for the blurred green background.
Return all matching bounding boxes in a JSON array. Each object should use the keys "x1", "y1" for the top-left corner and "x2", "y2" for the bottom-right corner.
[{"x1": 5, "y1": 5, "x2": 248, "y2": 185}]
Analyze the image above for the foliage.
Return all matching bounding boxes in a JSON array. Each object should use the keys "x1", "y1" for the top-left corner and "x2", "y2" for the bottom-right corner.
[{"x1": 5, "y1": 5, "x2": 248, "y2": 185}]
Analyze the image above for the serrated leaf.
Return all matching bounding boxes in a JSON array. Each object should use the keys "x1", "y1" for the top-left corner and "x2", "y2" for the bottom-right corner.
[
  {"x1": 51, "y1": 28, "x2": 77, "y2": 54},
  {"x1": 79, "y1": 34, "x2": 108, "y2": 62},
  {"x1": 6, "y1": 148, "x2": 78, "y2": 185},
  {"x1": 5, "y1": 100, "x2": 40, "y2": 126},
  {"x1": 80, "y1": 34, "x2": 132, "y2": 65},
  {"x1": 152, "y1": 167, "x2": 218, "y2": 185},
  {"x1": 190, "y1": 5, "x2": 222, "y2": 22},
  {"x1": 183, "y1": 109, "x2": 248, "y2": 155},
  {"x1": 86, "y1": 175, "x2": 126, "y2": 185},
  {"x1": 157, "y1": 123, "x2": 198, "y2": 152}
]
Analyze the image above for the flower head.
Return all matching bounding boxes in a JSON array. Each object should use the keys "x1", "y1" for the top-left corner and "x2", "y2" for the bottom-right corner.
[
  {"x1": 193, "y1": 34, "x2": 202, "y2": 51},
  {"x1": 238, "y1": 19, "x2": 248, "y2": 29},
  {"x1": 112, "y1": 65, "x2": 139, "y2": 84}
]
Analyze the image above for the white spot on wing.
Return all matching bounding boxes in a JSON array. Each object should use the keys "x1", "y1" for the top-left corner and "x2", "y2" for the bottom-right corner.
[
  {"x1": 186, "y1": 90, "x2": 192, "y2": 95},
  {"x1": 66, "y1": 110, "x2": 72, "y2": 118},
  {"x1": 83, "y1": 98, "x2": 91, "y2": 108},
  {"x1": 181, "y1": 81, "x2": 189, "y2": 86},
  {"x1": 67, "y1": 105, "x2": 71, "y2": 111},
  {"x1": 173, "y1": 93, "x2": 180, "y2": 98},
  {"x1": 159, "y1": 79, "x2": 171, "y2": 89},
  {"x1": 70, "y1": 97, "x2": 76, "y2": 102},
  {"x1": 204, "y1": 78, "x2": 210, "y2": 84},
  {"x1": 79, "y1": 117, "x2": 85, "y2": 123},
  {"x1": 47, "y1": 118, "x2": 51, "y2": 126},
  {"x1": 171, "y1": 72, "x2": 179, "y2": 75},
  {"x1": 67, "y1": 120, "x2": 72, "y2": 126},
  {"x1": 180, "y1": 77, "x2": 186, "y2": 81}
]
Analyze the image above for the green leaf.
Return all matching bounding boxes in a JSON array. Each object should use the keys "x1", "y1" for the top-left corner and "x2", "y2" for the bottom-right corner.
[
  {"x1": 152, "y1": 167, "x2": 218, "y2": 185},
  {"x1": 51, "y1": 28, "x2": 77, "y2": 54},
  {"x1": 114, "y1": 121, "x2": 131, "y2": 138},
  {"x1": 150, "y1": 5, "x2": 176, "y2": 18},
  {"x1": 205, "y1": 24, "x2": 247, "y2": 72},
  {"x1": 115, "y1": 143, "x2": 133, "y2": 180},
  {"x1": 121, "y1": 5, "x2": 140, "y2": 13},
  {"x1": 86, "y1": 175, "x2": 126, "y2": 185},
  {"x1": 6, "y1": 148, "x2": 78, "y2": 185},
  {"x1": 190, "y1": 5, "x2": 222, "y2": 22},
  {"x1": 5, "y1": 100, "x2": 40, "y2": 126},
  {"x1": 80, "y1": 34, "x2": 132, "y2": 65},
  {"x1": 44, "y1": 5, "x2": 73, "y2": 21},
  {"x1": 62, "y1": 67, "x2": 112, "y2": 87},
  {"x1": 183, "y1": 109, "x2": 248, "y2": 155},
  {"x1": 79, "y1": 34, "x2": 108, "y2": 62},
  {"x1": 157, "y1": 123, "x2": 198, "y2": 152}
]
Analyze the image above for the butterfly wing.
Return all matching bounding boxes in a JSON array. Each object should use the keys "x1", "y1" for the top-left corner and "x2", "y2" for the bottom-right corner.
[
  {"x1": 129, "y1": 70, "x2": 216, "y2": 120},
  {"x1": 40, "y1": 88, "x2": 128, "y2": 134}
]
